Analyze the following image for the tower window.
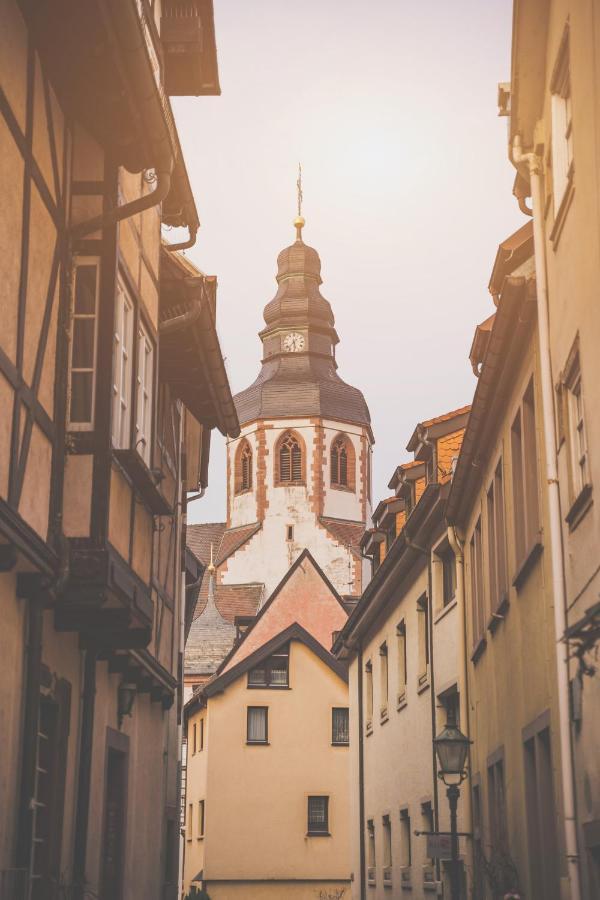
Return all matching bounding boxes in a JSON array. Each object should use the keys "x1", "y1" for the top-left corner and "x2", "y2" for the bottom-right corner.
[
  {"x1": 330, "y1": 434, "x2": 355, "y2": 491},
  {"x1": 286, "y1": 525, "x2": 294, "y2": 542},
  {"x1": 277, "y1": 431, "x2": 304, "y2": 484},
  {"x1": 234, "y1": 439, "x2": 253, "y2": 494}
]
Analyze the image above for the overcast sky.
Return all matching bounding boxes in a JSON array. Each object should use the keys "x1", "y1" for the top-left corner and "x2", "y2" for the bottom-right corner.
[{"x1": 172, "y1": 0, "x2": 524, "y2": 526}]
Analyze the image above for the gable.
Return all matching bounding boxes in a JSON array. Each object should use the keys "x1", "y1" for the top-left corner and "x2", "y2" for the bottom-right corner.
[{"x1": 220, "y1": 550, "x2": 348, "y2": 674}]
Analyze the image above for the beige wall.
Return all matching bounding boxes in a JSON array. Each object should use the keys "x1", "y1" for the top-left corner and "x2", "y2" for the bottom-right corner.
[
  {"x1": 183, "y1": 640, "x2": 351, "y2": 898},
  {"x1": 462, "y1": 332, "x2": 565, "y2": 896}
]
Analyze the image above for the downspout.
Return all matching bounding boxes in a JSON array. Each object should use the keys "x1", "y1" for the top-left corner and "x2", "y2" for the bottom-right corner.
[
  {"x1": 165, "y1": 225, "x2": 198, "y2": 252},
  {"x1": 425, "y1": 539, "x2": 441, "y2": 880},
  {"x1": 511, "y1": 134, "x2": 581, "y2": 900},
  {"x1": 72, "y1": 649, "x2": 97, "y2": 900},
  {"x1": 70, "y1": 167, "x2": 172, "y2": 240},
  {"x1": 447, "y1": 524, "x2": 473, "y2": 879},
  {"x1": 357, "y1": 643, "x2": 366, "y2": 900}
]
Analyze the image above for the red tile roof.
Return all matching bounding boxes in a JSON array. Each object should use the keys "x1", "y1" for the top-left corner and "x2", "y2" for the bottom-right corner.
[
  {"x1": 187, "y1": 521, "x2": 261, "y2": 568},
  {"x1": 419, "y1": 404, "x2": 472, "y2": 429},
  {"x1": 193, "y1": 579, "x2": 263, "y2": 623},
  {"x1": 319, "y1": 517, "x2": 366, "y2": 557}
]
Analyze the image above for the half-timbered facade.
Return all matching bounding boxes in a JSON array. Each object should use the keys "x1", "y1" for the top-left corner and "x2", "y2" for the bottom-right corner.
[{"x1": 0, "y1": 2, "x2": 238, "y2": 899}]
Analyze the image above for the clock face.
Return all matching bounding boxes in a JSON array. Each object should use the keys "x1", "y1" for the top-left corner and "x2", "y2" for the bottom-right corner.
[{"x1": 283, "y1": 332, "x2": 305, "y2": 353}]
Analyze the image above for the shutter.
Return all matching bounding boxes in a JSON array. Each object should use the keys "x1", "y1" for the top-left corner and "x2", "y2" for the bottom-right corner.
[
  {"x1": 291, "y1": 442, "x2": 302, "y2": 481},
  {"x1": 280, "y1": 444, "x2": 291, "y2": 481},
  {"x1": 331, "y1": 443, "x2": 339, "y2": 484},
  {"x1": 339, "y1": 445, "x2": 347, "y2": 485}
]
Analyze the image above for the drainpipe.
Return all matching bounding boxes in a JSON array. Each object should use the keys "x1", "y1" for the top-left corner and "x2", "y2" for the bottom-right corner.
[
  {"x1": 511, "y1": 134, "x2": 581, "y2": 900},
  {"x1": 447, "y1": 525, "x2": 473, "y2": 880},
  {"x1": 357, "y1": 643, "x2": 366, "y2": 900},
  {"x1": 70, "y1": 167, "x2": 172, "y2": 240},
  {"x1": 165, "y1": 225, "x2": 198, "y2": 252}
]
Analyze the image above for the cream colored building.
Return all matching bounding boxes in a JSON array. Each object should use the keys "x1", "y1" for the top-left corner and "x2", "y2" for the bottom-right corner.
[
  {"x1": 505, "y1": 2, "x2": 600, "y2": 895},
  {"x1": 447, "y1": 224, "x2": 569, "y2": 899},
  {"x1": 334, "y1": 407, "x2": 469, "y2": 899},
  {"x1": 182, "y1": 551, "x2": 352, "y2": 899}
]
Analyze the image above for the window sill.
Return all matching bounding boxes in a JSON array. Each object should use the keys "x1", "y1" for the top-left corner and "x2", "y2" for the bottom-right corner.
[
  {"x1": 275, "y1": 480, "x2": 306, "y2": 487},
  {"x1": 565, "y1": 483, "x2": 593, "y2": 532},
  {"x1": 330, "y1": 483, "x2": 355, "y2": 493},
  {"x1": 512, "y1": 540, "x2": 543, "y2": 592},
  {"x1": 306, "y1": 831, "x2": 331, "y2": 838},
  {"x1": 332, "y1": 741, "x2": 349, "y2": 747},
  {"x1": 470, "y1": 635, "x2": 487, "y2": 664},
  {"x1": 366, "y1": 720, "x2": 373, "y2": 737},
  {"x1": 196, "y1": 836, "x2": 204, "y2": 841},
  {"x1": 247, "y1": 684, "x2": 290, "y2": 690},
  {"x1": 246, "y1": 741, "x2": 270, "y2": 746},
  {"x1": 234, "y1": 487, "x2": 253, "y2": 497},
  {"x1": 397, "y1": 692, "x2": 407, "y2": 711},
  {"x1": 417, "y1": 673, "x2": 430, "y2": 695},
  {"x1": 380, "y1": 707, "x2": 389, "y2": 724},
  {"x1": 487, "y1": 592, "x2": 509, "y2": 635},
  {"x1": 434, "y1": 597, "x2": 457, "y2": 625},
  {"x1": 113, "y1": 448, "x2": 172, "y2": 516},
  {"x1": 549, "y1": 175, "x2": 575, "y2": 250}
]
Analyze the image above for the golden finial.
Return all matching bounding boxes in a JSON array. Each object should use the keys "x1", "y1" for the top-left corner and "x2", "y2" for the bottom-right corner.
[{"x1": 294, "y1": 162, "x2": 305, "y2": 239}]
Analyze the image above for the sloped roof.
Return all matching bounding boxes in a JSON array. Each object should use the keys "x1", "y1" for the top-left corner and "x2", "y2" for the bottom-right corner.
[
  {"x1": 193, "y1": 580, "x2": 263, "y2": 623},
  {"x1": 187, "y1": 521, "x2": 261, "y2": 568},
  {"x1": 319, "y1": 517, "x2": 366, "y2": 558}
]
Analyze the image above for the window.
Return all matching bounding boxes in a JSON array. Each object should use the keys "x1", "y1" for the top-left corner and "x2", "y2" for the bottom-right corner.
[
  {"x1": 197, "y1": 800, "x2": 205, "y2": 838},
  {"x1": 332, "y1": 708, "x2": 349, "y2": 745},
  {"x1": 470, "y1": 517, "x2": 485, "y2": 649},
  {"x1": 112, "y1": 282, "x2": 134, "y2": 449},
  {"x1": 331, "y1": 434, "x2": 355, "y2": 490},
  {"x1": 365, "y1": 660, "x2": 373, "y2": 731},
  {"x1": 550, "y1": 33, "x2": 573, "y2": 211},
  {"x1": 277, "y1": 431, "x2": 303, "y2": 483},
  {"x1": 246, "y1": 706, "x2": 268, "y2": 744},
  {"x1": 487, "y1": 461, "x2": 507, "y2": 613},
  {"x1": 396, "y1": 621, "x2": 407, "y2": 704},
  {"x1": 367, "y1": 819, "x2": 376, "y2": 875},
  {"x1": 439, "y1": 685, "x2": 460, "y2": 730},
  {"x1": 487, "y1": 754, "x2": 508, "y2": 856},
  {"x1": 192, "y1": 722, "x2": 197, "y2": 754},
  {"x1": 417, "y1": 595, "x2": 429, "y2": 683},
  {"x1": 187, "y1": 803, "x2": 193, "y2": 840},
  {"x1": 421, "y1": 801, "x2": 434, "y2": 863},
  {"x1": 379, "y1": 642, "x2": 389, "y2": 715},
  {"x1": 307, "y1": 796, "x2": 329, "y2": 835},
  {"x1": 68, "y1": 260, "x2": 100, "y2": 430},
  {"x1": 382, "y1": 814, "x2": 392, "y2": 875},
  {"x1": 286, "y1": 524, "x2": 294, "y2": 542},
  {"x1": 440, "y1": 544, "x2": 456, "y2": 607},
  {"x1": 247, "y1": 645, "x2": 289, "y2": 688},
  {"x1": 199, "y1": 717, "x2": 204, "y2": 751},
  {"x1": 135, "y1": 320, "x2": 154, "y2": 465},
  {"x1": 511, "y1": 379, "x2": 540, "y2": 567},
  {"x1": 524, "y1": 724, "x2": 560, "y2": 900},
  {"x1": 399, "y1": 808, "x2": 411, "y2": 867},
  {"x1": 235, "y1": 439, "x2": 253, "y2": 494},
  {"x1": 565, "y1": 352, "x2": 589, "y2": 500}
]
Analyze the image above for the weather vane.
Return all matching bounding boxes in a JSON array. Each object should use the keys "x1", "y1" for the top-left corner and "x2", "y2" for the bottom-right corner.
[{"x1": 294, "y1": 163, "x2": 305, "y2": 239}]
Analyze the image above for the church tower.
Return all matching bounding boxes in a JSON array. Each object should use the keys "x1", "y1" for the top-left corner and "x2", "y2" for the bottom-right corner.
[{"x1": 223, "y1": 212, "x2": 373, "y2": 598}]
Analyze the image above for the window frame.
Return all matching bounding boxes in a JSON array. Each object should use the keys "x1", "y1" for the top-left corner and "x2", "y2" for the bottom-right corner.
[
  {"x1": 564, "y1": 350, "x2": 590, "y2": 502},
  {"x1": 112, "y1": 279, "x2": 135, "y2": 451},
  {"x1": 396, "y1": 620, "x2": 407, "y2": 708},
  {"x1": 330, "y1": 433, "x2": 356, "y2": 491},
  {"x1": 379, "y1": 641, "x2": 389, "y2": 718},
  {"x1": 135, "y1": 316, "x2": 154, "y2": 466},
  {"x1": 469, "y1": 514, "x2": 486, "y2": 653},
  {"x1": 365, "y1": 659, "x2": 373, "y2": 733},
  {"x1": 246, "y1": 706, "x2": 269, "y2": 745},
  {"x1": 511, "y1": 378, "x2": 541, "y2": 574},
  {"x1": 247, "y1": 645, "x2": 290, "y2": 689},
  {"x1": 67, "y1": 257, "x2": 101, "y2": 431},
  {"x1": 550, "y1": 29, "x2": 573, "y2": 215},
  {"x1": 197, "y1": 799, "x2": 205, "y2": 839},
  {"x1": 234, "y1": 438, "x2": 253, "y2": 495},
  {"x1": 416, "y1": 594, "x2": 429, "y2": 685},
  {"x1": 332, "y1": 707, "x2": 350, "y2": 746},
  {"x1": 307, "y1": 795, "x2": 330, "y2": 836},
  {"x1": 276, "y1": 430, "x2": 305, "y2": 485},
  {"x1": 486, "y1": 458, "x2": 508, "y2": 617}
]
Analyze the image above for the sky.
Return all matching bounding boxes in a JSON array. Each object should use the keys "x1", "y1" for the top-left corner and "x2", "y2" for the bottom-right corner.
[{"x1": 171, "y1": 0, "x2": 524, "y2": 526}]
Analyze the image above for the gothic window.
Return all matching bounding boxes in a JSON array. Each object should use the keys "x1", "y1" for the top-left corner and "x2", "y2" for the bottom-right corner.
[
  {"x1": 235, "y1": 439, "x2": 253, "y2": 494},
  {"x1": 276, "y1": 431, "x2": 304, "y2": 484},
  {"x1": 330, "y1": 434, "x2": 355, "y2": 491}
]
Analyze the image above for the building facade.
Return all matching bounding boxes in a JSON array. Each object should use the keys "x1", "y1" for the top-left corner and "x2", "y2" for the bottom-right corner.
[
  {"x1": 0, "y1": 3, "x2": 238, "y2": 898},
  {"x1": 506, "y1": 2, "x2": 600, "y2": 895},
  {"x1": 334, "y1": 407, "x2": 469, "y2": 900}
]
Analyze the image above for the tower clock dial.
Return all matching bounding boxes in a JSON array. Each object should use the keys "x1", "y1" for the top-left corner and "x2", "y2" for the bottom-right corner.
[{"x1": 283, "y1": 332, "x2": 305, "y2": 353}]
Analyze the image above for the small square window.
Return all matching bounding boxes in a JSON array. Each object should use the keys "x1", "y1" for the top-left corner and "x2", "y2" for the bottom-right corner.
[
  {"x1": 308, "y1": 796, "x2": 329, "y2": 835},
  {"x1": 332, "y1": 708, "x2": 349, "y2": 745},
  {"x1": 247, "y1": 706, "x2": 268, "y2": 744}
]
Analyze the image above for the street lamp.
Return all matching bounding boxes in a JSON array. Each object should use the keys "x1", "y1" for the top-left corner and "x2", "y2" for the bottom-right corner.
[{"x1": 433, "y1": 714, "x2": 471, "y2": 900}]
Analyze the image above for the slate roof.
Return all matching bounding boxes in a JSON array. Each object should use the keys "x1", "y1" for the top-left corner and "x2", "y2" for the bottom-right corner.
[
  {"x1": 192, "y1": 580, "x2": 264, "y2": 623},
  {"x1": 319, "y1": 517, "x2": 366, "y2": 558}
]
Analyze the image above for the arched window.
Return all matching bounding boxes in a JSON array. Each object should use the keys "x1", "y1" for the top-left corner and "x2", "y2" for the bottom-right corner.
[
  {"x1": 277, "y1": 431, "x2": 304, "y2": 484},
  {"x1": 234, "y1": 439, "x2": 253, "y2": 494},
  {"x1": 330, "y1": 434, "x2": 356, "y2": 491}
]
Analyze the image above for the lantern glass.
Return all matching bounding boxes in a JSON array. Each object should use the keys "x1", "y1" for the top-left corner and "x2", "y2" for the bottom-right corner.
[
  {"x1": 118, "y1": 681, "x2": 137, "y2": 720},
  {"x1": 434, "y1": 721, "x2": 470, "y2": 777}
]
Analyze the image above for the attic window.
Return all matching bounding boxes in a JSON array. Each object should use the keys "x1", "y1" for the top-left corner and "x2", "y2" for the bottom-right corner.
[{"x1": 248, "y1": 644, "x2": 290, "y2": 688}]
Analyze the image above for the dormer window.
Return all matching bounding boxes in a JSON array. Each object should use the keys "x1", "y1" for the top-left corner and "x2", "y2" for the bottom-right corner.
[
  {"x1": 276, "y1": 431, "x2": 304, "y2": 484},
  {"x1": 248, "y1": 645, "x2": 290, "y2": 688},
  {"x1": 235, "y1": 439, "x2": 253, "y2": 494}
]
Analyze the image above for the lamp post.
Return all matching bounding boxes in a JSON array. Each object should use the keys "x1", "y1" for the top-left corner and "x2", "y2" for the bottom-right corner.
[{"x1": 433, "y1": 714, "x2": 471, "y2": 900}]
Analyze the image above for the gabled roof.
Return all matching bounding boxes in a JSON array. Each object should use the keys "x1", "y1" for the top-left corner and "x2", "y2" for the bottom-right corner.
[
  {"x1": 187, "y1": 521, "x2": 261, "y2": 568},
  {"x1": 388, "y1": 460, "x2": 426, "y2": 492},
  {"x1": 488, "y1": 220, "x2": 534, "y2": 298},
  {"x1": 406, "y1": 405, "x2": 471, "y2": 453},
  {"x1": 192, "y1": 581, "x2": 264, "y2": 623},
  {"x1": 217, "y1": 548, "x2": 348, "y2": 675},
  {"x1": 204, "y1": 622, "x2": 348, "y2": 698}
]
